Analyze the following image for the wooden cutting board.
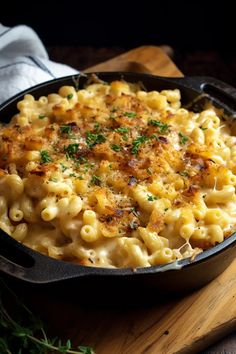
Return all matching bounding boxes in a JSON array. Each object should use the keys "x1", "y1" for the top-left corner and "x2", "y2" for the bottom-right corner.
[
  {"x1": 72, "y1": 46, "x2": 235, "y2": 354},
  {"x1": 86, "y1": 45, "x2": 183, "y2": 78}
]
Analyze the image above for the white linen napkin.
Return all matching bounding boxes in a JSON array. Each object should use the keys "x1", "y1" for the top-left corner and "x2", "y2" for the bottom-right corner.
[{"x1": 0, "y1": 24, "x2": 78, "y2": 105}]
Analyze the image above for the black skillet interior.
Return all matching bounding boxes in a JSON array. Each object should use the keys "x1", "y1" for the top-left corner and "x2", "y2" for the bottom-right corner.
[{"x1": 1, "y1": 72, "x2": 236, "y2": 297}]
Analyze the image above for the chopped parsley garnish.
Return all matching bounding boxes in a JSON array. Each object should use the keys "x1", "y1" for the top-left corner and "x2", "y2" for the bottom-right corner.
[
  {"x1": 147, "y1": 194, "x2": 157, "y2": 201},
  {"x1": 60, "y1": 125, "x2": 72, "y2": 134},
  {"x1": 94, "y1": 122, "x2": 100, "y2": 131},
  {"x1": 76, "y1": 158, "x2": 95, "y2": 172},
  {"x1": 40, "y1": 150, "x2": 52, "y2": 164},
  {"x1": 76, "y1": 156, "x2": 88, "y2": 165},
  {"x1": 86, "y1": 132, "x2": 106, "y2": 149},
  {"x1": 90, "y1": 175, "x2": 101, "y2": 186},
  {"x1": 67, "y1": 93, "x2": 73, "y2": 100},
  {"x1": 64, "y1": 143, "x2": 79, "y2": 159},
  {"x1": 109, "y1": 163, "x2": 113, "y2": 169},
  {"x1": 69, "y1": 173, "x2": 77, "y2": 177},
  {"x1": 82, "y1": 161, "x2": 95, "y2": 173},
  {"x1": 110, "y1": 144, "x2": 121, "y2": 152},
  {"x1": 148, "y1": 120, "x2": 169, "y2": 133},
  {"x1": 164, "y1": 208, "x2": 169, "y2": 211},
  {"x1": 200, "y1": 125, "x2": 207, "y2": 130},
  {"x1": 179, "y1": 132, "x2": 189, "y2": 145},
  {"x1": 115, "y1": 127, "x2": 129, "y2": 133},
  {"x1": 38, "y1": 114, "x2": 46, "y2": 119},
  {"x1": 150, "y1": 134, "x2": 158, "y2": 140},
  {"x1": 60, "y1": 163, "x2": 68, "y2": 172},
  {"x1": 131, "y1": 135, "x2": 148, "y2": 155},
  {"x1": 124, "y1": 111, "x2": 136, "y2": 118},
  {"x1": 115, "y1": 127, "x2": 129, "y2": 142}
]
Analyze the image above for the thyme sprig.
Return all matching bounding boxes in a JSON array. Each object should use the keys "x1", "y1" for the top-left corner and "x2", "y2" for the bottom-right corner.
[{"x1": 0, "y1": 279, "x2": 94, "y2": 354}]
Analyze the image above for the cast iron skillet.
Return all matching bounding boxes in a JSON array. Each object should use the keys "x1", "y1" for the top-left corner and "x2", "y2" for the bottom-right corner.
[{"x1": 1, "y1": 72, "x2": 236, "y2": 296}]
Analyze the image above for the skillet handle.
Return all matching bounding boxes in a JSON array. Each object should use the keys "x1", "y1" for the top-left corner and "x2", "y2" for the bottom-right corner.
[
  {"x1": 0, "y1": 230, "x2": 88, "y2": 284},
  {"x1": 174, "y1": 76, "x2": 236, "y2": 115}
]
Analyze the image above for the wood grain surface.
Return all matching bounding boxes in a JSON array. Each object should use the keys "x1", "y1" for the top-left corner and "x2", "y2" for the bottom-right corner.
[
  {"x1": 44, "y1": 261, "x2": 236, "y2": 354},
  {"x1": 64, "y1": 45, "x2": 236, "y2": 354},
  {"x1": 86, "y1": 45, "x2": 183, "y2": 78}
]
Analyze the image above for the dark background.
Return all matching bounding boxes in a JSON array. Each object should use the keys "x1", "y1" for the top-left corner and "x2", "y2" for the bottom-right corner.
[
  {"x1": 1, "y1": 1, "x2": 236, "y2": 86},
  {"x1": 1, "y1": 1, "x2": 234, "y2": 49}
]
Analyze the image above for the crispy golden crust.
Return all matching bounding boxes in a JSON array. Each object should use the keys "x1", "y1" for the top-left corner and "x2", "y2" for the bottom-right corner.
[
  {"x1": 0, "y1": 79, "x2": 235, "y2": 268},
  {"x1": 0, "y1": 84, "x2": 226, "y2": 229}
]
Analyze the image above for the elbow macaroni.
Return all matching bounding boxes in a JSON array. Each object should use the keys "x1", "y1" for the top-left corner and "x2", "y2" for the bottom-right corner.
[{"x1": 0, "y1": 77, "x2": 236, "y2": 268}]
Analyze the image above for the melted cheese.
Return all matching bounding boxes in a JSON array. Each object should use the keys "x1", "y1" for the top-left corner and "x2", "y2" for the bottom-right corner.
[{"x1": 0, "y1": 78, "x2": 235, "y2": 268}]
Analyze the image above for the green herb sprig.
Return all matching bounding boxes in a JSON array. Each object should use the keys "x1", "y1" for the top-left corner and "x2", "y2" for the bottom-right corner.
[
  {"x1": 114, "y1": 127, "x2": 129, "y2": 134},
  {"x1": 90, "y1": 175, "x2": 101, "y2": 186},
  {"x1": 148, "y1": 120, "x2": 169, "y2": 133},
  {"x1": 86, "y1": 132, "x2": 106, "y2": 149},
  {"x1": 67, "y1": 93, "x2": 73, "y2": 100},
  {"x1": 60, "y1": 125, "x2": 76, "y2": 139},
  {"x1": 110, "y1": 144, "x2": 121, "y2": 152},
  {"x1": 0, "y1": 279, "x2": 94, "y2": 354},
  {"x1": 64, "y1": 144, "x2": 79, "y2": 159},
  {"x1": 147, "y1": 194, "x2": 157, "y2": 202},
  {"x1": 131, "y1": 135, "x2": 148, "y2": 155},
  {"x1": 60, "y1": 125, "x2": 72, "y2": 134},
  {"x1": 40, "y1": 150, "x2": 52, "y2": 164},
  {"x1": 178, "y1": 132, "x2": 189, "y2": 145},
  {"x1": 114, "y1": 127, "x2": 129, "y2": 141},
  {"x1": 60, "y1": 163, "x2": 68, "y2": 172},
  {"x1": 124, "y1": 112, "x2": 136, "y2": 118},
  {"x1": 93, "y1": 122, "x2": 100, "y2": 131}
]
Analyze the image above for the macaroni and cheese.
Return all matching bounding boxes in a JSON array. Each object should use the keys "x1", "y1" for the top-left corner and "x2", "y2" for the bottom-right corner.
[{"x1": 0, "y1": 78, "x2": 235, "y2": 268}]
